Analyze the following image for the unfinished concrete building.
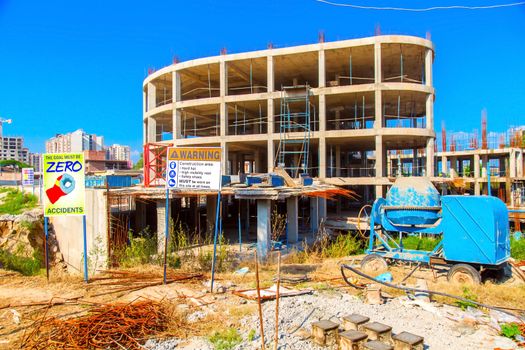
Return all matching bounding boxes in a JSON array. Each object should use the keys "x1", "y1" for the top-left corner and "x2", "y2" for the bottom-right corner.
[
  {"x1": 434, "y1": 124, "x2": 525, "y2": 230},
  {"x1": 143, "y1": 35, "x2": 436, "y2": 212}
]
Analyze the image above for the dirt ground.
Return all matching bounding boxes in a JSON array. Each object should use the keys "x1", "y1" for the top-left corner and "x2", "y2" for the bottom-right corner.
[{"x1": 0, "y1": 252, "x2": 524, "y2": 349}]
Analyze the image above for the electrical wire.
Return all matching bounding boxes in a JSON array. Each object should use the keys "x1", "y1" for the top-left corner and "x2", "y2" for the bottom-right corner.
[{"x1": 316, "y1": 0, "x2": 525, "y2": 11}]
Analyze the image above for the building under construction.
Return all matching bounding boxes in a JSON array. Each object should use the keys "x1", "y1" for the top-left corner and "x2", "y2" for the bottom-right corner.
[{"x1": 142, "y1": 34, "x2": 436, "y2": 209}]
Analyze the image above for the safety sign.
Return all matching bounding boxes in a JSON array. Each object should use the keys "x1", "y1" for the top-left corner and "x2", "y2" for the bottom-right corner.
[
  {"x1": 43, "y1": 153, "x2": 85, "y2": 217},
  {"x1": 166, "y1": 147, "x2": 222, "y2": 190},
  {"x1": 21, "y1": 168, "x2": 34, "y2": 186}
]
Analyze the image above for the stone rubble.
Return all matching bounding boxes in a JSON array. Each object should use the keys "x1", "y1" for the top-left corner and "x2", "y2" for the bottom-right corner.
[{"x1": 147, "y1": 289, "x2": 519, "y2": 350}]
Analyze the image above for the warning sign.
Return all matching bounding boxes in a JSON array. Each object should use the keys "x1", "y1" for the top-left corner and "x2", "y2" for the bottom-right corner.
[
  {"x1": 43, "y1": 153, "x2": 85, "y2": 217},
  {"x1": 22, "y1": 168, "x2": 34, "y2": 186},
  {"x1": 166, "y1": 147, "x2": 222, "y2": 190}
]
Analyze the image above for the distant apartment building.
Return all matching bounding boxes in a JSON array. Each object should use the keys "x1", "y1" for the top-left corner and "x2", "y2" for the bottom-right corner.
[
  {"x1": 107, "y1": 144, "x2": 131, "y2": 162},
  {"x1": 0, "y1": 136, "x2": 29, "y2": 163},
  {"x1": 45, "y1": 129, "x2": 104, "y2": 153},
  {"x1": 45, "y1": 129, "x2": 132, "y2": 173},
  {"x1": 28, "y1": 153, "x2": 42, "y2": 172}
]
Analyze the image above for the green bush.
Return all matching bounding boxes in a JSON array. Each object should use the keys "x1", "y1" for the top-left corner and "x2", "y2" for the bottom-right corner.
[
  {"x1": 0, "y1": 188, "x2": 38, "y2": 215},
  {"x1": 321, "y1": 233, "x2": 363, "y2": 258},
  {"x1": 511, "y1": 237, "x2": 525, "y2": 260},
  {"x1": 115, "y1": 229, "x2": 158, "y2": 267},
  {"x1": 208, "y1": 328, "x2": 242, "y2": 350},
  {"x1": 0, "y1": 249, "x2": 42, "y2": 276}
]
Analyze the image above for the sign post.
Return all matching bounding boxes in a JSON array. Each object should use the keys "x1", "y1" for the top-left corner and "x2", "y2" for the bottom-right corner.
[
  {"x1": 166, "y1": 147, "x2": 222, "y2": 291},
  {"x1": 43, "y1": 153, "x2": 86, "y2": 282}
]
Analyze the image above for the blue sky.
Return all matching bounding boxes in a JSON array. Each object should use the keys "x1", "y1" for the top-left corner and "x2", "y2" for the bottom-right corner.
[{"x1": 1, "y1": 1, "x2": 524, "y2": 161}]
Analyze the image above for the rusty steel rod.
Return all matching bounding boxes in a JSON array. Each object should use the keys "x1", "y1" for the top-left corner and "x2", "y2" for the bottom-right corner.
[{"x1": 274, "y1": 251, "x2": 281, "y2": 350}]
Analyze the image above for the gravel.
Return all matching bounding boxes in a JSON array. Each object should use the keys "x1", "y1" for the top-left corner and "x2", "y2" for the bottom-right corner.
[{"x1": 146, "y1": 289, "x2": 518, "y2": 350}]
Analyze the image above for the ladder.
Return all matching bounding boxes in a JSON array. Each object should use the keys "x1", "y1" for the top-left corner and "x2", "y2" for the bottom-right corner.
[{"x1": 276, "y1": 85, "x2": 312, "y2": 178}]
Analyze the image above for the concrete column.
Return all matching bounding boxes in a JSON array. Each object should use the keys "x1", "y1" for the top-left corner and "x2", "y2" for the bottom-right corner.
[
  {"x1": 449, "y1": 156, "x2": 457, "y2": 178},
  {"x1": 173, "y1": 109, "x2": 182, "y2": 139},
  {"x1": 474, "y1": 181, "x2": 481, "y2": 196},
  {"x1": 425, "y1": 94, "x2": 434, "y2": 131},
  {"x1": 319, "y1": 94, "x2": 326, "y2": 132},
  {"x1": 310, "y1": 197, "x2": 319, "y2": 233},
  {"x1": 147, "y1": 117, "x2": 157, "y2": 143},
  {"x1": 318, "y1": 49, "x2": 326, "y2": 88},
  {"x1": 374, "y1": 42, "x2": 382, "y2": 83},
  {"x1": 257, "y1": 199, "x2": 271, "y2": 260},
  {"x1": 286, "y1": 197, "x2": 298, "y2": 243},
  {"x1": 172, "y1": 72, "x2": 181, "y2": 102},
  {"x1": 206, "y1": 195, "x2": 217, "y2": 235},
  {"x1": 220, "y1": 61, "x2": 227, "y2": 96},
  {"x1": 426, "y1": 138, "x2": 435, "y2": 177},
  {"x1": 319, "y1": 137, "x2": 326, "y2": 178},
  {"x1": 267, "y1": 55, "x2": 274, "y2": 92},
  {"x1": 441, "y1": 155, "x2": 448, "y2": 175},
  {"x1": 374, "y1": 90, "x2": 382, "y2": 128},
  {"x1": 156, "y1": 199, "x2": 170, "y2": 254},
  {"x1": 147, "y1": 82, "x2": 156, "y2": 112},
  {"x1": 509, "y1": 150, "x2": 517, "y2": 178},
  {"x1": 375, "y1": 135, "x2": 385, "y2": 198},
  {"x1": 254, "y1": 150, "x2": 261, "y2": 173},
  {"x1": 220, "y1": 102, "x2": 227, "y2": 137},
  {"x1": 516, "y1": 149, "x2": 524, "y2": 177},
  {"x1": 425, "y1": 49, "x2": 433, "y2": 87},
  {"x1": 267, "y1": 139, "x2": 274, "y2": 172},
  {"x1": 474, "y1": 154, "x2": 481, "y2": 178},
  {"x1": 482, "y1": 155, "x2": 488, "y2": 178},
  {"x1": 221, "y1": 142, "x2": 228, "y2": 176},
  {"x1": 374, "y1": 42, "x2": 383, "y2": 129}
]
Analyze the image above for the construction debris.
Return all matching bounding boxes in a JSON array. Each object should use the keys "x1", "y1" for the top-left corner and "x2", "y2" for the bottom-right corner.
[{"x1": 21, "y1": 299, "x2": 172, "y2": 350}]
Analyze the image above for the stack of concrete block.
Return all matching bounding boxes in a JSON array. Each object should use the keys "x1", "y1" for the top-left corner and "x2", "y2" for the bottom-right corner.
[{"x1": 310, "y1": 313, "x2": 424, "y2": 350}]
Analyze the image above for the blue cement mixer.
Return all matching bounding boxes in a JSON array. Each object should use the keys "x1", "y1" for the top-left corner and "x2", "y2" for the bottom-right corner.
[{"x1": 364, "y1": 177, "x2": 510, "y2": 283}]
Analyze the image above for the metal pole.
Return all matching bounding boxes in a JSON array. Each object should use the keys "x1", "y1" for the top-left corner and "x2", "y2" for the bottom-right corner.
[
  {"x1": 238, "y1": 199, "x2": 242, "y2": 252},
  {"x1": 163, "y1": 188, "x2": 170, "y2": 284},
  {"x1": 82, "y1": 215, "x2": 88, "y2": 283},
  {"x1": 210, "y1": 191, "x2": 221, "y2": 292},
  {"x1": 44, "y1": 216, "x2": 49, "y2": 281}
]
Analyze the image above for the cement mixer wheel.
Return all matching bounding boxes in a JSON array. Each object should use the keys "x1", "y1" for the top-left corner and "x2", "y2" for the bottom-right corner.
[
  {"x1": 447, "y1": 264, "x2": 481, "y2": 285},
  {"x1": 361, "y1": 254, "x2": 388, "y2": 274}
]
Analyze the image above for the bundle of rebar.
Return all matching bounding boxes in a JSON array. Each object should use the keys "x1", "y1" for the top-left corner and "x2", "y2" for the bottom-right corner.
[{"x1": 21, "y1": 300, "x2": 170, "y2": 350}]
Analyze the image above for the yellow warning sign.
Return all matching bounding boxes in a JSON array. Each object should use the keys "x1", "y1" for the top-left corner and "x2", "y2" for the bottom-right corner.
[{"x1": 167, "y1": 147, "x2": 221, "y2": 162}]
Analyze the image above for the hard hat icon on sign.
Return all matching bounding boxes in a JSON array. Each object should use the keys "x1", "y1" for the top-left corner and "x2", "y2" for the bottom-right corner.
[
  {"x1": 168, "y1": 179, "x2": 176, "y2": 187},
  {"x1": 169, "y1": 170, "x2": 176, "y2": 178},
  {"x1": 169, "y1": 162, "x2": 176, "y2": 169}
]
